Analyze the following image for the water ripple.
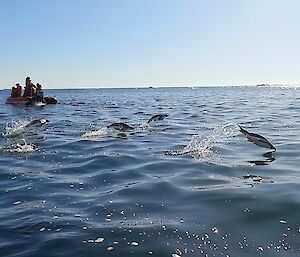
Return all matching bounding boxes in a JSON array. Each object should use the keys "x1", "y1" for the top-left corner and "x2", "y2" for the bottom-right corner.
[{"x1": 1, "y1": 88, "x2": 300, "y2": 257}]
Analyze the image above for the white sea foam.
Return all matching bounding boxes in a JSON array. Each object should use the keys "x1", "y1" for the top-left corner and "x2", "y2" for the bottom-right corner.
[
  {"x1": 33, "y1": 101, "x2": 46, "y2": 107},
  {"x1": 81, "y1": 127, "x2": 108, "y2": 139},
  {"x1": 166, "y1": 124, "x2": 238, "y2": 161},
  {"x1": 2, "y1": 118, "x2": 49, "y2": 138},
  {"x1": 0, "y1": 140, "x2": 38, "y2": 153},
  {"x1": 139, "y1": 122, "x2": 149, "y2": 129},
  {"x1": 1, "y1": 119, "x2": 32, "y2": 138}
]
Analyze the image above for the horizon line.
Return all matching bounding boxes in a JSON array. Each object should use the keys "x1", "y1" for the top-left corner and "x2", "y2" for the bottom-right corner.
[{"x1": 1, "y1": 83, "x2": 300, "y2": 90}]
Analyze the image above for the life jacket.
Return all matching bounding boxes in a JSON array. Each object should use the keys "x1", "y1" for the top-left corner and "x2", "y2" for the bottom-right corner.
[
  {"x1": 36, "y1": 88, "x2": 44, "y2": 98},
  {"x1": 11, "y1": 88, "x2": 17, "y2": 97},
  {"x1": 15, "y1": 86, "x2": 22, "y2": 97},
  {"x1": 30, "y1": 85, "x2": 37, "y2": 96},
  {"x1": 23, "y1": 84, "x2": 31, "y2": 97}
]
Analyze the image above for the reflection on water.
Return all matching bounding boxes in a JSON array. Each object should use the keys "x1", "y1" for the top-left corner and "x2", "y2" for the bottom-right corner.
[{"x1": 248, "y1": 151, "x2": 276, "y2": 166}]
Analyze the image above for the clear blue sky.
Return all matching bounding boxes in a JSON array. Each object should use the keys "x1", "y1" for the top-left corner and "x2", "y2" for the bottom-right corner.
[{"x1": 1, "y1": 0, "x2": 299, "y2": 89}]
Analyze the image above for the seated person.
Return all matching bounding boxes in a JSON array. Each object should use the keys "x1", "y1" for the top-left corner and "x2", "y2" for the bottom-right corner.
[
  {"x1": 30, "y1": 83, "x2": 44, "y2": 104},
  {"x1": 35, "y1": 83, "x2": 44, "y2": 99},
  {"x1": 11, "y1": 86, "x2": 17, "y2": 97},
  {"x1": 30, "y1": 84, "x2": 37, "y2": 96},
  {"x1": 15, "y1": 83, "x2": 22, "y2": 97}
]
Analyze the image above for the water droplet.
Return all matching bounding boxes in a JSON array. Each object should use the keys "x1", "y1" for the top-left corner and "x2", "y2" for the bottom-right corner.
[
  {"x1": 212, "y1": 227, "x2": 218, "y2": 234},
  {"x1": 95, "y1": 237, "x2": 104, "y2": 243},
  {"x1": 175, "y1": 248, "x2": 182, "y2": 255},
  {"x1": 257, "y1": 246, "x2": 264, "y2": 251}
]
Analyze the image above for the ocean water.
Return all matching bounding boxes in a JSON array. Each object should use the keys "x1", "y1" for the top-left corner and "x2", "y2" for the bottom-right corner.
[{"x1": 0, "y1": 87, "x2": 300, "y2": 257}]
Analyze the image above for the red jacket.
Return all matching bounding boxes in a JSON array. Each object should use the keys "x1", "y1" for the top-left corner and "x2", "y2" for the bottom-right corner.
[{"x1": 15, "y1": 86, "x2": 22, "y2": 97}]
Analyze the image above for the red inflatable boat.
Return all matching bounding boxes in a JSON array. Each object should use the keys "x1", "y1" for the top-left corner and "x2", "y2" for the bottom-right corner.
[{"x1": 6, "y1": 96, "x2": 58, "y2": 105}]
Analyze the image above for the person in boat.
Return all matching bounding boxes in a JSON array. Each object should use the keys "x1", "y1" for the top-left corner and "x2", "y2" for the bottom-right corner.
[
  {"x1": 27, "y1": 83, "x2": 45, "y2": 106},
  {"x1": 15, "y1": 83, "x2": 22, "y2": 97},
  {"x1": 23, "y1": 77, "x2": 36, "y2": 97},
  {"x1": 33, "y1": 83, "x2": 44, "y2": 100},
  {"x1": 23, "y1": 77, "x2": 31, "y2": 97},
  {"x1": 30, "y1": 83, "x2": 37, "y2": 96},
  {"x1": 11, "y1": 86, "x2": 17, "y2": 97}
]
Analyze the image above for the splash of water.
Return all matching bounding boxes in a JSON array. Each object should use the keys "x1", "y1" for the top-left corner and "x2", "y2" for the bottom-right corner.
[
  {"x1": 33, "y1": 101, "x2": 46, "y2": 107},
  {"x1": 1, "y1": 119, "x2": 32, "y2": 138},
  {"x1": 0, "y1": 140, "x2": 38, "y2": 153},
  {"x1": 81, "y1": 127, "x2": 109, "y2": 139},
  {"x1": 166, "y1": 124, "x2": 238, "y2": 161},
  {"x1": 139, "y1": 122, "x2": 149, "y2": 129}
]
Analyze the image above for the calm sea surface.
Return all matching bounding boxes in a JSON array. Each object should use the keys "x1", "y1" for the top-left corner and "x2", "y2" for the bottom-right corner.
[{"x1": 0, "y1": 87, "x2": 300, "y2": 257}]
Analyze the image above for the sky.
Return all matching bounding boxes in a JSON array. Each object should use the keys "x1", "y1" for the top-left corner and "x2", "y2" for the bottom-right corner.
[{"x1": 1, "y1": 0, "x2": 300, "y2": 89}]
